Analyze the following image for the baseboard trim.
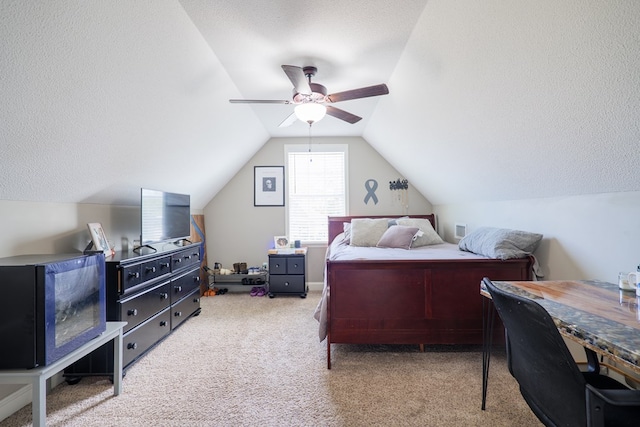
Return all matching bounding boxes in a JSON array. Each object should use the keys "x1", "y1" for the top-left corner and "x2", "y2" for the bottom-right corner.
[
  {"x1": 307, "y1": 281, "x2": 323, "y2": 292},
  {"x1": 0, "y1": 385, "x2": 31, "y2": 423},
  {"x1": 0, "y1": 371, "x2": 62, "y2": 422}
]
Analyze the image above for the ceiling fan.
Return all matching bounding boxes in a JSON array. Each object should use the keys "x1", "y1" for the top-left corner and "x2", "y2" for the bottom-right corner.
[{"x1": 229, "y1": 65, "x2": 389, "y2": 127}]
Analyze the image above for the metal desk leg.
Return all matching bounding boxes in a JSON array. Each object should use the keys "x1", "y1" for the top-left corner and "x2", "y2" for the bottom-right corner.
[{"x1": 481, "y1": 296, "x2": 495, "y2": 410}]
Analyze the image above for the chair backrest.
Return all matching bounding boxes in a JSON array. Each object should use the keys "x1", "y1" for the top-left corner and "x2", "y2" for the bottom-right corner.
[{"x1": 483, "y1": 278, "x2": 588, "y2": 427}]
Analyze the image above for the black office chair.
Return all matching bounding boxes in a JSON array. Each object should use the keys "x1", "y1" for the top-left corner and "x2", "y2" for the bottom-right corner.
[{"x1": 483, "y1": 278, "x2": 640, "y2": 427}]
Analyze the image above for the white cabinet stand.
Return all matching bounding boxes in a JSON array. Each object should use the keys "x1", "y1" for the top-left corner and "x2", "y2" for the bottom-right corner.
[{"x1": 0, "y1": 321, "x2": 126, "y2": 427}]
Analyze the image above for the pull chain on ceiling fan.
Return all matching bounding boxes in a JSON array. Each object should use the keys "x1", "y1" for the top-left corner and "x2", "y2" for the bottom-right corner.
[{"x1": 229, "y1": 65, "x2": 389, "y2": 127}]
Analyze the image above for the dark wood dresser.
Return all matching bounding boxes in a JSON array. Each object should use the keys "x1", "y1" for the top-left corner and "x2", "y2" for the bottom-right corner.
[{"x1": 65, "y1": 242, "x2": 202, "y2": 380}]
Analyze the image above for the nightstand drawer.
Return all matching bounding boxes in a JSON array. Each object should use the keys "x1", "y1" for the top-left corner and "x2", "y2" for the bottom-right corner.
[
  {"x1": 287, "y1": 258, "x2": 304, "y2": 274},
  {"x1": 269, "y1": 257, "x2": 287, "y2": 274},
  {"x1": 269, "y1": 275, "x2": 305, "y2": 294}
]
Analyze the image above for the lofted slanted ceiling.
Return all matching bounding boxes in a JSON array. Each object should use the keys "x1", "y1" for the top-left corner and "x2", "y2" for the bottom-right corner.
[{"x1": 1, "y1": 1, "x2": 639, "y2": 210}]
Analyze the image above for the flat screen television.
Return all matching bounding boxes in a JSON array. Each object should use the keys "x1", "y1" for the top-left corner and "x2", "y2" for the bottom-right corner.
[{"x1": 140, "y1": 188, "x2": 191, "y2": 245}]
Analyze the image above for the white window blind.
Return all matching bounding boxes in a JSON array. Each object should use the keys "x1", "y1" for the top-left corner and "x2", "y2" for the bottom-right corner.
[{"x1": 286, "y1": 145, "x2": 348, "y2": 243}]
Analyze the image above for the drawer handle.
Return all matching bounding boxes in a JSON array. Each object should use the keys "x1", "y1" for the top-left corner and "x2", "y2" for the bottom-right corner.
[
  {"x1": 160, "y1": 321, "x2": 167, "y2": 327},
  {"x1": 184, "y1": 255, "x2": 191, "y2": 260},
  {"x1": 193, "y1": 297, "x2": 200, "y2": 303},
  {"x1": 160, "y1": 292, "x2": 168, "y2": 300},
  {"x1": 284, "y1": 282, "x2": 289, "y2": 286},
  {"x1": 146, "y1": 266, "x2": 156, "y2": 273},
  {"x1": 275, "y1": 264, "x2": 280, "y2": 268},
  {"x1": 174, "y1": 258, "x2": 182, "y2": 263},
  {"x1": 128, "y1": 271, "x2": 140, "y2": 279},
  {"x1": 293, "y1": 264, "x2": 298, "y2": 268},
  {"x1": 174, "y1": 311, "x2": 182, "y2": 317},
  {"x1": 127, "y1": 342, "x2": 138, "y2": 350},
  {"x1": 161, "y1": 262, "x2": 170, "y2": 268},
  {"x1": 174, "y1": 286, "x2": 182, "y2": 293},
  {"x1": 127, "y1": 309, "x2": 138, "y2": 316},
  {"x1": 194, "y1": 276, "x2": 200, "y2": 283}
]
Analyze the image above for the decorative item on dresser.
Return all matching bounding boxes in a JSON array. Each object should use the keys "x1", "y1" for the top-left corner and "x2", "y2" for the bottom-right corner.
[{"x1": 64, "y1": 242, "x2": 202, "y2": 381}]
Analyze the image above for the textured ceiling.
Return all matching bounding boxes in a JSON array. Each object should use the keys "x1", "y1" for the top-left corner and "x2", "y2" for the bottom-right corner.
[
  {"x1": 1, "y1": 1, "x2": 639, "y2": 209},
  {"x1": 179, "y1": 0, "x2": 429, "y2": 137}
]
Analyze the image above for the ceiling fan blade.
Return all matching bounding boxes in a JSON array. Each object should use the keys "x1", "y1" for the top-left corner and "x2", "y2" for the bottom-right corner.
[
  {"x1": 326, "y1": 84, "x2": 389, "y2": 103},
  {"x1": 282, "y1": 65, "x2": 312, "y2": 95},
  {"x1": 326, "y1": 106, "x2": 362, "y2": 124},
  {"x1": 229, "y1": 99, "x2": 291, "y2": 104},
  {"x1": 278, "y1": 112, "x2": 298, "y2": 128}
]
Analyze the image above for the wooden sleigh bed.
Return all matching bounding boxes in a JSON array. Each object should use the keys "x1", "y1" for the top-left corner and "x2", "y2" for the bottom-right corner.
[{"x1": 318, "y1": 214, "x2": 536, "y2": 368}]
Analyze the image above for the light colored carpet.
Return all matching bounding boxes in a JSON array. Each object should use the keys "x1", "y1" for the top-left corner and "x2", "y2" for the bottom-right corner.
[{"x1": 2, "y1": 291, "x2": 541, "y2": 426}]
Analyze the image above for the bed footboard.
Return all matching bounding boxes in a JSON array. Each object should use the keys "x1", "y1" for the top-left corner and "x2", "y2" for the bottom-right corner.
[{"x1": 325, "y1": 257, "x2": 533, "y2": 368}]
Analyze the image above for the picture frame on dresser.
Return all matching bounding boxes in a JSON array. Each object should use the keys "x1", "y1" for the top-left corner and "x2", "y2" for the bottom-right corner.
[
  {"x1": 254, "y1": 166, "x2": 284, "y2": 206},
  {"x1": 87, "y1": 222, "x2": 113, "y2": 256}
]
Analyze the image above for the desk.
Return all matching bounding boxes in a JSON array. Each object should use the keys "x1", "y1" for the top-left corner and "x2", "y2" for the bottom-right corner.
[
  {"x1": 0, "y1": 321, "x2": 126, "y2": 427},
  {"x1": 481, "y1": 280, "x2": 640, "y2": 410}
]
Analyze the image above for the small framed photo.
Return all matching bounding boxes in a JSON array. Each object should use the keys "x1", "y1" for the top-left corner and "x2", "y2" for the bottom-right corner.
[
  {"x1": 87, "y1": 222, "x2": 114, "y2": 256},
  {"x1": 254, "y1": 166, "x2": 284, "y2": 206},
  {"x1": 274, "y1": 235, "x2": 289, "y2": 249}
]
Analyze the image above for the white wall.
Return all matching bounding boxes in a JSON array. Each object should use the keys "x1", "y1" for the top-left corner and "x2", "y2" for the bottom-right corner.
[
  {"x1": 434, "y1": 191, "x2": 640, "y2": 282},
  {"x1": 203, "y1": 136, "x2": 433, "y2": 286},
  {"x1": 0, "y1": 201, "x2": 142, "y2": 259},
  {"x1": 367, "y1": 0, "x2": 640, "y2": 207}
]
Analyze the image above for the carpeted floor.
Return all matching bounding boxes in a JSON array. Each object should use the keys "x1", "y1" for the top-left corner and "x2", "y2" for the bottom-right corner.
[{"x1": 1, "y1": 291, "x2": 541, "y2": 426}]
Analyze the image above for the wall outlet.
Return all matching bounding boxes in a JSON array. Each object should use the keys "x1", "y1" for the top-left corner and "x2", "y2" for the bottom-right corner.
[{"x1": 454, "y1": 223, "x2": 467, "y2": 239}]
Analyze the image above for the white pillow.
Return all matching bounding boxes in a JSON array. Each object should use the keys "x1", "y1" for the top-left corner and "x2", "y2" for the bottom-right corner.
[
  {"x1": 349, "y1": 218, "x2": 390, "y2": 247},
  {"x1": 342, "y1": 222, "x2": 351, "y2": 244},
  {"x1": 396, "y1": 218, "x2": 443, "y2": 247}
]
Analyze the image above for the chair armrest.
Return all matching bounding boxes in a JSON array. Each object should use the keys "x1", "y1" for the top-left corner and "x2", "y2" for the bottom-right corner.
[{"x1": 586, "y1": 383, "x2": 640, "y2": 406}]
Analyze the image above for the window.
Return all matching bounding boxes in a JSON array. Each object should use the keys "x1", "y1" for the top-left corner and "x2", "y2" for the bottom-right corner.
[{"x1": 285, "y1": 144, "x2": 348, "y2": 244}]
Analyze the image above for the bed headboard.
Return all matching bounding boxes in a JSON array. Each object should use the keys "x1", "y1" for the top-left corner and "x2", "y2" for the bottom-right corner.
[{"x1": 327, "y1": 214, "x2": 436, "y2": 244}]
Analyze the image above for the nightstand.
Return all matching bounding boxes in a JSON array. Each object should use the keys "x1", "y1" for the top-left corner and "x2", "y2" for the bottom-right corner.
[{"x1": 267, "y1": 248, "x2": 307, "y2": 298}]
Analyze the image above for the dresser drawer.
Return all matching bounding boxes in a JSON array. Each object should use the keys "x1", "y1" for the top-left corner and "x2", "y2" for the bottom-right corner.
[
  {"x1": 171, "y1": 248, "x2": 201, "y2": 272},
  {"x1": 140, "y1": 256, "x2": 171, "y2": 283},
  {"x1": 171, "y1": 288, "x2": 200, "y2": 330},
  {"x1": 123, "y1": 308, "x2": 171, "y2": 367},
  {"x1": 119, "y1": 281, "x2": 170, "y2": 333},
  {"x1": 171, "y1": 267, "x2": 200, "y2": 303},
  {"x1": 120, "y1": 263, "x2": 142, "y2": 293}
]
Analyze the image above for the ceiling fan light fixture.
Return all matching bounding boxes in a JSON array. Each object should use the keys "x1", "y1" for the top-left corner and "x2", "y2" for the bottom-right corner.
[{"x1": 294, "y1": 103, "x2": 326, "y2": 124}]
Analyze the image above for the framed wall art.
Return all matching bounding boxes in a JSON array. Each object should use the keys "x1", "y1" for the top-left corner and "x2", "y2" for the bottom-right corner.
[{"x1": 254, "y1": 166, "x2": 284, "y2": 207}]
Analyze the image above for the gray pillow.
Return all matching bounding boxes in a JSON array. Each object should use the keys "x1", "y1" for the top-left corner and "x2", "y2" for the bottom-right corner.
[
  {"x1": 458, "y1": 226, "x2": 542, "y2": 260},
  {"x1": 376, "y1": 226, "x2": 420, "y2": 250}
]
